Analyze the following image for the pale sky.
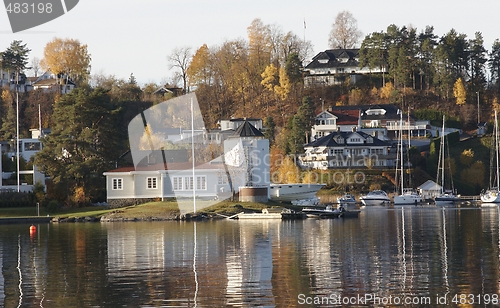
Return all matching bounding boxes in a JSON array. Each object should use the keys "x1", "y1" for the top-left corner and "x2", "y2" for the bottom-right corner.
[{"x1": 1, "y1": 0, "x2": 499, "y2": 86}]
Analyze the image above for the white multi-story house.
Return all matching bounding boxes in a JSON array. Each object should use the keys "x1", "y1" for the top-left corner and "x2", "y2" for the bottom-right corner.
[
  {"x1": 0, "y1": 129, "x2": 48, "y2": 192},
  {"x1": 304, "y1": 49, "x2": 387, "y2": 87},
  {"x1": 312, "y1": 109, "x2": 361, "y2": 139},
  {"x1": 0, "y1": 71, "x2": 32, "y2": 92},
  {"x1": 313, "y1": 104, "x2": 429, "y2": 140},
  {"x1": 300, "y1": 130, "x2": 394, "y2": 170}
]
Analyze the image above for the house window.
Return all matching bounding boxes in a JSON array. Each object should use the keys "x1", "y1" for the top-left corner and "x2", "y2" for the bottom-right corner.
[
  {"x1": 218, "y1": 176, "x2": 227, "y2": 185},
  {"x1": 112, "y1": 178, "x2": 123, "y2": 190},
  {"x1": 185, "y1": 177, "x2": 194, "y2": 190},
  {"x1": 173, "y1": 177, "x2": 183, "y2": 190},
  {"x1": 147, "y1": 177, "x2": 157, "y2": 189},
  {"x1": 24, "y1": 142, "x2": 41, "y2": 151},
  {"x1": 197, "y1": 176, "x2": 207, "y2": 190},
  {"x1": 172, "y1": 176, "x2": 206, "y2": 190}
]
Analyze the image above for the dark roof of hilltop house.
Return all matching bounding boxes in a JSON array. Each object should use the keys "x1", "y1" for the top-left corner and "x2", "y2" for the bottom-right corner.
[
  {"x1": 305, "y1": 131, "x2": 390, "y2": 148},
  {"x1": 305, "y1": 49, "x2": 360, "y2": 70}
]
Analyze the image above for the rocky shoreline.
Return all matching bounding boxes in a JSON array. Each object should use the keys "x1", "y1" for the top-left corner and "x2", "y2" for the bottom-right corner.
[{"x1": 50, "y1": 211, "x2": 216, "y2": 223}]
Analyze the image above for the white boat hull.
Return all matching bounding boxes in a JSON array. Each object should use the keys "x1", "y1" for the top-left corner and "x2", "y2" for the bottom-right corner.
[
  {"x1": 269, "y1": 184, "x2": 325, "y2": 202},
  {"x1": 393, "y1": 194, "x2": 422, "y2": 205},
  {"x1": 360, "y1": 190, "x2": 390, "y2": 206},
  {"x1": 237, "y1": 213, "x2": 282, "y2": 219},
  {"x1": 481, "y1": 190, "x2": 500, "y2": 203},
  {"x1": 360, "y1": 198, "x2": 390, "y2": 206},
  {"x1": 434, "y1": 194, "x2": 460, "y2": 206}
]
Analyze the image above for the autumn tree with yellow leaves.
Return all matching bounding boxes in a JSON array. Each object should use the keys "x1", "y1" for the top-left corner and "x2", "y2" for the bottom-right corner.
[
  {"x1": 41, "y1": 37, "x2": 91, "y2": 86},
  {"x1": 453, "y1": 77, "x2": 466, "y2": 105}
]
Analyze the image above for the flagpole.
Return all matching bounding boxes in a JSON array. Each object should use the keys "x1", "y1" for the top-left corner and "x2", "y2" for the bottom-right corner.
[
  {"x1": 16, "y1": 74, "x2": 20, "y2": 192},
  {"x1": 191, "y1": 97, "x2": 196, "y2": 213}
]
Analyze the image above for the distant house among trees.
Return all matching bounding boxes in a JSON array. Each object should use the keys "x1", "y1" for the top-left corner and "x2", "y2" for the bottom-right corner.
[
  {"x1": 304, "y1": 48, "x2": 387, "y2": 87},
  {"x1": 152, "y1": 86, "x2": 183, "y2": 97},
  {"x1": 31, "y1": 70, "x2": 76, "y2": 94},
  {"x1": 0, "y1": 69, "x2": 76, "y2": 94}
]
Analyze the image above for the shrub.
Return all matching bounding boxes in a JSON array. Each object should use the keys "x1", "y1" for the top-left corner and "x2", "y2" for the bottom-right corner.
[{"x1": 46, "y1": 200, "x2": 60, "y2": 213}]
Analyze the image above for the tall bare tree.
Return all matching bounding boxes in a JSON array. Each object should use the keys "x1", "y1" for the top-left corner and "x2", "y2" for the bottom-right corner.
[
  {"x1": 168, "y1": 46, "x2": 192, "y2": 93},
  {"x1": 30, "y1": 56, "x2": 41, "y2": 77},
  {"x1": 328, "y1": 11, "x2": 362, "y2": 49}
]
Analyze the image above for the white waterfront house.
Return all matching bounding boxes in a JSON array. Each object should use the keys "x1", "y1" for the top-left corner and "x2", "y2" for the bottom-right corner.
[
  {"x1": 417, "y1": 180, "x2": 443, "y2": 200},
  {"x1": 300, "y1": 130, "x2": 394, "y2": 170},
  {"x1": 104, "y1": 121, "x2": 270, "y2": 207}
]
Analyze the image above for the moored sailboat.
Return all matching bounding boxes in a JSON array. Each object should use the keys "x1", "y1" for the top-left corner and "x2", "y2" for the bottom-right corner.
[
  {"x1": 481, "y1": 111, "x2": 500, "y2": 204},
  {"x1": 434, "y1": 116, "x2": 460, "y2": 206},
  {"x1": 393, "y1": 109, "x2": 422, "y2": 205}
]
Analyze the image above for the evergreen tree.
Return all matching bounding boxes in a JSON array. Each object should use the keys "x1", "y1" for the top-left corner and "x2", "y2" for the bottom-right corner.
[
  {"x1": 35, "y1": 88, "x2": 124, "y2": 205},
  {"x1": 1, "y1": 40, "x2": 31, "y2": 75},
  {"x1": 284, "y1": 53, "x2": 303, "y2": 84},
  {"x1": 0, "y1": 104, "x2": 16, "y2": 142},
  {"x1": 489, "y1": 39, "x2": 500, "y2": 93},
  {"x1": 263, "y1": 116, "x2": 275, "y2": 142},
  {"x1": 468, "y1": 32, "x2": 487, "y2": 93},
  {"x1": 286, "y1": 96, "x2": 315, "y2": 154}
]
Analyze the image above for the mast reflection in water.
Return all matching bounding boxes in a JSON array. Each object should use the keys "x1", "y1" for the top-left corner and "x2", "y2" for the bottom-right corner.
[{"x1": 0, "y1": 207, "x2": 499, "y2": 307}]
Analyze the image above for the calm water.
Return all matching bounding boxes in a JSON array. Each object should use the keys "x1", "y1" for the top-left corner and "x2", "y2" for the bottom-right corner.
[{"x1": 1, "y1": 206, "x2": 500, "y2": 307}]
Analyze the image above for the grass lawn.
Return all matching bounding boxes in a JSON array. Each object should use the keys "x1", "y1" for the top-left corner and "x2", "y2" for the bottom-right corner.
[
  {"x1": 0, "y1": 199, "x2": 289, "y2": 220},
  {"x1": 0, "y1": 206, "x2": 51, "y2": 218}
]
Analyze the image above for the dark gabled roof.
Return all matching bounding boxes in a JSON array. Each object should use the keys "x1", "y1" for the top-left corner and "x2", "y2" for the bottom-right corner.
[
  {"x1": 305, "y1": 49, "x2": 360, "y2": 70},
  {"x1": 328, "y1": 104, "x2": 403, "y2": 121},
  {"x1": 305, "y1": 131, "x2": 390, "y2": 148},
  {"x1": 329, "y1": 109, "x2": 360, "y2": 125},
  {"x1": 229, "y1": 117, "x2": 261, "y2": 122},
  {"x1": 153, "y1": 86, "x2": 183, "y2": 95},
  {"x1": 231, "y1": 121, "x2": 264, "y2": 138}
]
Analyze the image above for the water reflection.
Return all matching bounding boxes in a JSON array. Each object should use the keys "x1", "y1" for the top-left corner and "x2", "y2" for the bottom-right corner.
[{"x1": 0, "y1": 207, "x2": 499, "y2": 306}]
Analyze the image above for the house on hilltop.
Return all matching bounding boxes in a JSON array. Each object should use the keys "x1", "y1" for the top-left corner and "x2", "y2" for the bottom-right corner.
[
  {"x1": 31, "y1": 70, "x2": 76, "y2": 94},
  {"x1": 304, "y1": 48, "x2": 387, "y2": 87}
]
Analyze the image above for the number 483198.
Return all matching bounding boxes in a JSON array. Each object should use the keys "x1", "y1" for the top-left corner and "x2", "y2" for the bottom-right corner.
[{"x1": 5, "y1": 2, "x2": 53, "y2": 14}]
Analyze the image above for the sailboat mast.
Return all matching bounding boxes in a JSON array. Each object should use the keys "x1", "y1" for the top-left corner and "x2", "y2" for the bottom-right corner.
[
  {"x1": 495, "y1": 111, "x2": 499, "y2": 189},
  {"x1": 407, "y1": 107, "x2": 412, "y2": 188},
  {"x1": 400, "y1": 111, "x2": 404, "y2": 194},
  {"x1": 441, "y1": 115, "x2": 445, "y2": 194}
]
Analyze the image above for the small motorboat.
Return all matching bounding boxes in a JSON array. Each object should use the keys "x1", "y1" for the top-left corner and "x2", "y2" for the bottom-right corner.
[{"x1": 360, "y1": 190, "x2": 390, "y2": 206}]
